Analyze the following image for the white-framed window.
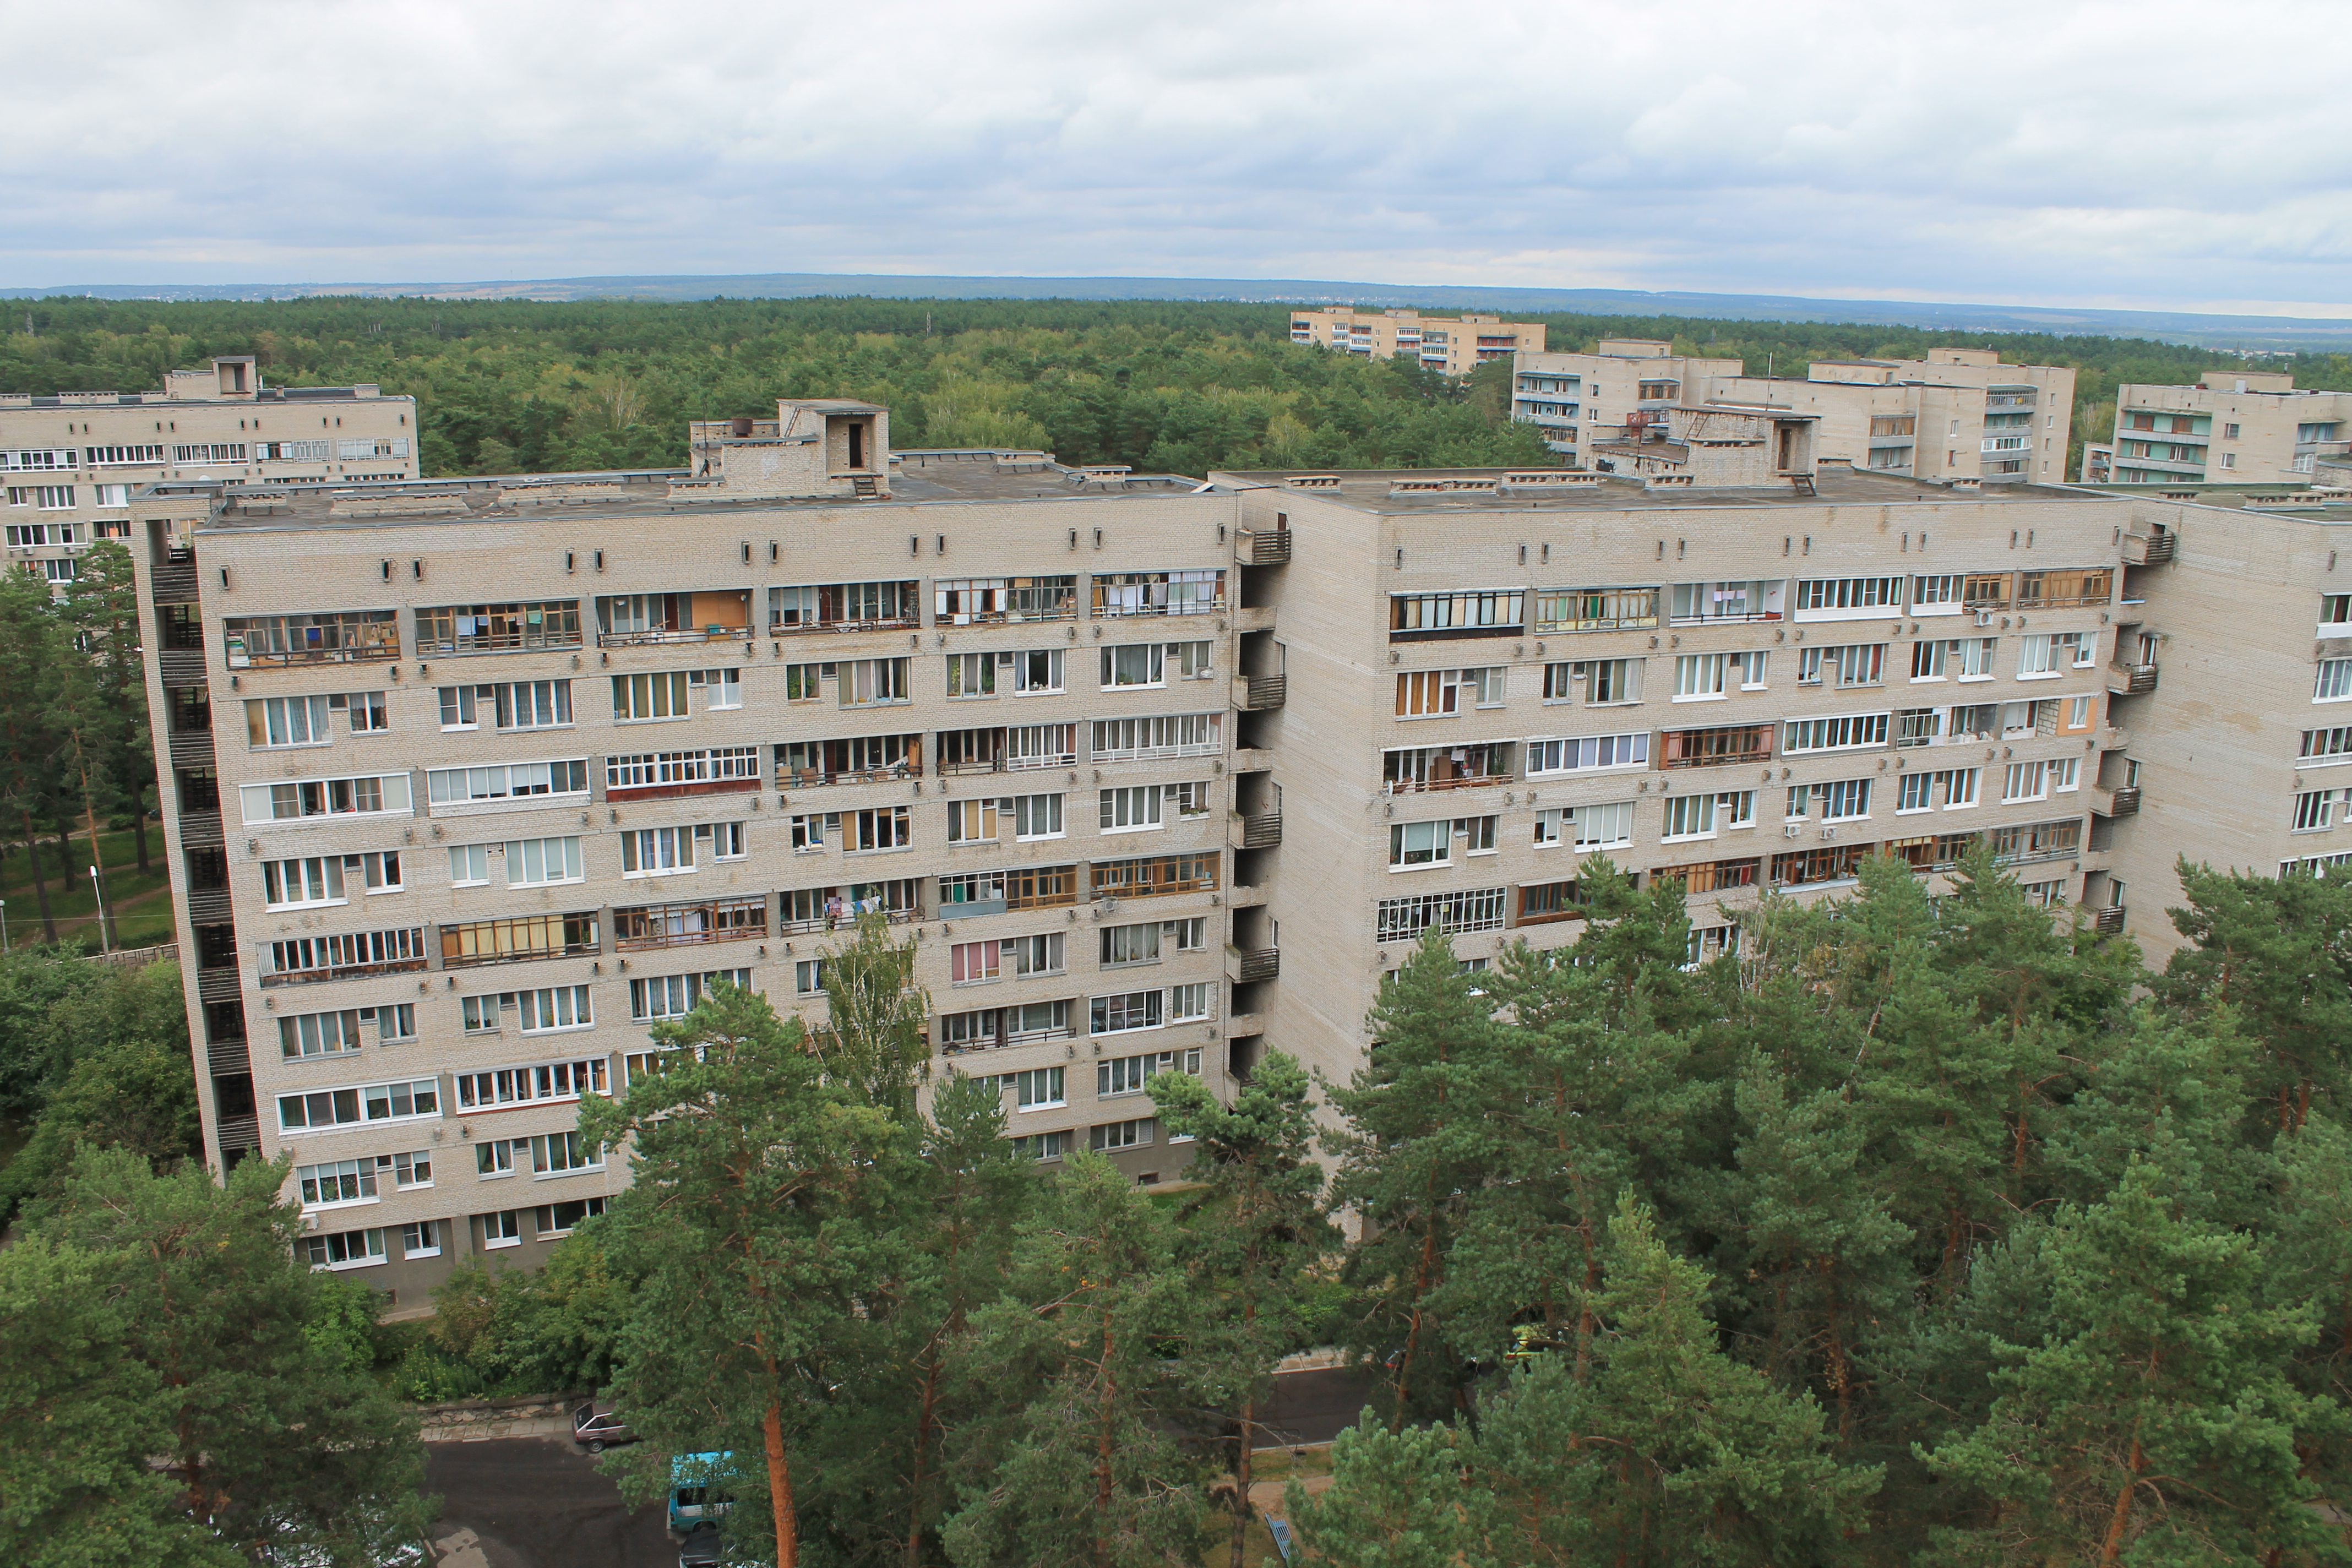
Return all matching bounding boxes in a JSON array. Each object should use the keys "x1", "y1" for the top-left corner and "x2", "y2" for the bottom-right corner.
[
  {"x1": 622, "y1": 824, "x2": 742, "y2": 877},
  {"x1": 2003, "y1": 761, "x2": 2050, "y2": 803},
  {"x1": 1091, "y1": 989, "x2": 1164, "y2": 1035},
  {"x1": 425, "y1": 759, "x2": 589, "y2": 809},
  {"x1": 1525, "y1": 732, "x2": 1648, "y2": 776},
  {"x1": 1091, "y1": 1118, "x2": 1155, "y2": 1151},
  {"x1": 262, "y1": 855, "x2": 347, "y2": 910},
  {"x1": 1673, "y1": 653, "x2": 1727, "y2": 701},
  {"x1": 6, "y1": 484, "x2": 75, "y2": 510},
  {"x1": 276, "y1": 1078, "x2": 441, "y2": 1135},
  {"x1": 1574, "y1": 659, "x2": 1641, "y2": 704},
  {"x1": 2317, "y1": 660, "x2": 2352, "y2": 703},
  {"x1": 1912, "y1": 574, "x2": 1961, "y2": 612},
  {"x1": 1011, "y1": 648, "x2": 1066, "y2": 694},
  {"x1": 1010, "y1": 1131, "x2": 1067, "y2": 1162},
  {"x1": 1088, "y1": 714, "x2": 1220, "y2": 761},
  {"x1": 1099, "y1": 786, "x2": 1163, "y2": 833},
  {"x1": 2051, "y1": 756, "x2": 2079, "y2": 792},
  {"x1": 331, "y1": 691, "x2": 390, "y2": 733},
  {"x1": 1102, "y1": 919, "x2": 1201, "y2": 966},
  {"x1": 1098, "y1": 1047, "x2": 1201, "y2": 1098},
  {"x1": 298, "y1": 1227, "x2": 386, "y2": 1270},
  {"x1": 1795, "y1": 576, "x2": 1904, "y2": 617},
  {"x1": 461, "y1": 986, "x2": 592, "y2": 1036},
  {"x1": 401, "y1": 1220, "x2": 443, "y2": 1259},
  {"x1": 4, "y1": 521, "x2": 79, "y2": 546},
  {"x1": 2018, "y1": 636, "x2": 2060, "y2": 678},
  {"x1": 246, "y1": 695, "x2": 333, "y2": 749},
  {"x1": 449, "y1": 836, "x2": 586, "y2": 888},
  {"x1": 1011, "y1": 1066, "x2": 1065, "y2": 1109},
  {"x1": 948, "y1": 798, "x2": 1000, "y2": 843},
  {"x1": 840, "y1": 658, "x2": 911, "y2": 706},
  {"x1": 530, "y1": 1131, "x2": 602, "y2": 1175},
  {"x1": 1796, "y1": 644, "x2": 1884, "y2": 689},
  {"x1": 1659, "y1": 793, "x2": 1717, "y2": 841},
  {"x1": 1897, "y1": 772, "x2": 1935, "y2": 814},
  {"x1": 629, "y1": 968, "x2": 751, "y2": 1020},
  {"x1": 946, "y1": 652, "x2": 997, "y2": 698},
  {"x1": 1375, "y1": 887, "x2": 1506, "y2": 940},
  {"x1": 1940, "y1": 767, "x2": 1980, "y2": 808},
  {"x1": 1101, "y1": 640, "x2": 1213, "y2": 688},
  {"x1": 1732, "y1": 650, "x2": 1768, "y2": 689},
  {"x1": 691, "y1": 667, "x2": 741, "y2": 708},
  {"x1": 1396, "y1": 669, "x2": 1466, "y2": 717},
  {"x1": 2295, "y1": 789, "x2": 2339, "y2": 832},
  {"x1": 481, "y1": 1211, "x2": 522, "y2": 1250},
  {"x1": 1390, "y1": 818, "x2": 1451, "y2": 867},
  {"x1": 1782, "y1": 714, "x2": 1889, "y2": 754},
  {"x1": 2301, "y1": 727, "x2": 2352, "y2": 766},
  {"x1": 240, "y1": 772, "x2": 417, "y2": 829},
  {"x1": 453, "y1": 1057, "x2": 608, "y2": 1111},
  {"x1": 1532, "y1": 801, "x2": 1634, "y2": 851},
  {"x1": 1787, "y1": 779, "x2": 1872, "y2": 821},
  {"x1": 1014, "y1": 793, "x2": 1065, "y2": 839}
]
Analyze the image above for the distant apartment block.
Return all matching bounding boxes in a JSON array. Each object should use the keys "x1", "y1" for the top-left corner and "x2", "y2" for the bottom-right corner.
[
  {"x1": 1288, "y1": 308, "x2": 1545, "y2": 374},
  {"x1": 1, "y1": 357, "x2": 416, "y2": 592},
  {"x1": 2079, "y1": 368, "x2": 2352, "y2": 486},
  {"x1": 1513, "y1": 340, "x2": 2073, "y2": 484}
]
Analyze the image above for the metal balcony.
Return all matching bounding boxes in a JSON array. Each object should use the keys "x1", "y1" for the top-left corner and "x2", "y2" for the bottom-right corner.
[
  {"x1": 158, "y1": 649, "x2": 209, "y2": 688},
  {"x1": 2094, "y1": 905, "x2": 2127, "y2": 935},
  {"x1": 205, "y1": 1036, "x2": 252, "y2": 1077},
  {"x1": 2106, "y1": 663, "x2": 2159, "y2": 696},
  {"x1": 1234, "y1": 674, "x2": 1287, "y2": 711},
  {"x1": 214, "y1": 1115, "x2": 260, "y2": 1153},
  {"x1": 2123, "y1": 532, "x2": 2175, "y2": 565},
  {"x1": 1232, "y1": 947, "x2": 1280, "y2": 983},
  {"x1": 184, "y1": 886, "x2": 232, "y2": 922},
  {"x1": 150, "y1": 560, "x2": 200, "y2": 603},
  {"x1": 195, "y1": 966, "x2": 243, "y2": 1004},
  {"x1": 166, "y1": 729, "x2": 216, "y2": 769},
  {"x1": 2106, "y1": 786, "x2": 2141, "y2": 817},
  {"x1": 178, "y1": 810, "x2": 224, "y2": 851}
]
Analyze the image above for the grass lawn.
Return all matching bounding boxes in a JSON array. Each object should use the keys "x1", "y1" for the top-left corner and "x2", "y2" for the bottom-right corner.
[{"x1": 0, "y1": 823, "x2": 173, "y2": 952}]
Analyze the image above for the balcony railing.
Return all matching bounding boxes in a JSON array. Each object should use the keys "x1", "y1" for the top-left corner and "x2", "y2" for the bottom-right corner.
[
  {"x1": 769, "y1": 614, "x2": 919, "y2": 637},
  {"x1": 1234, "y1": 812, "x2": 1282, "y2": 850},
  {"x1": 777, "y1": 761, "x2": 918, "y2": 788},
  {"x1": 1235, "y1": 529, "x2": 1292, "y2": 566},
  {"x1": 2095, "y1": 905, "x2": 2127, "y2": 934},
  {"x1": 613, "y1": 899, "x2": 769, "y2": 952},
  {"x1": 2107, "y1": 663, "x2": 2159, "y2": 696},
  {"x1": 2124, "y1": 532, "x2": 2176, "y2": 565},
  {"x1": 1232, "y1": 948, "x2": 1280, "y2": 983},
  {"x1": 2106, "y1": 786, "x2": 2142, "y2": 816},
  {"x1": 1235, "y1": 674, "x2": 1287, "y2": 711},
  {"x1": 778, "y1": 905, "x2": 921, "y2": 936}
]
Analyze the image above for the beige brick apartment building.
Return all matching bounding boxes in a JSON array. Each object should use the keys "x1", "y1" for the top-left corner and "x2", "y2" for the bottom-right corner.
[
  {"x1": 2, "y1": 357, "x2": 415, "y2": 592},
  {"x1": 2079, "y1": 368, "x2": 2352, "y2": 487},
  {"x1": 1513, "y1": 340, "x2": 2074, "y2": 484},
  {"x1": 1288, "y1": 308, "x2": 1545, "y2": 374},
  {"x1": 134, "y1": 392, "x2": 2172, "y2": 1297}
]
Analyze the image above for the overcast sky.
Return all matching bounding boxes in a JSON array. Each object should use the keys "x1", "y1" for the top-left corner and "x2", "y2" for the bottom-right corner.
[{"x1": 7, "y1": 0, "x2": 2349, "y2": 314}]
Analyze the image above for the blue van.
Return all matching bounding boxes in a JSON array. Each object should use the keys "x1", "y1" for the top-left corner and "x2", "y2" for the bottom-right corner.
[{"x1": 668, "y1": 1451, "x2": 737, "y2": 1535}]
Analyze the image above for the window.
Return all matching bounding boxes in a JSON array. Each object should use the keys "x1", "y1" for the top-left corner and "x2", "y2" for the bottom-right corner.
[
  {"x1": 1390, "y1": 588, "x2": 1524, "y2": 636},
  {"x1": 2295, "y1": 790, "x2": 2339, "y2": 832},
  {"x1": 402, "y1": 1221, "x2": 444, "y2": 1260},
  {"x1": 447, "y1": 836, "x2": 586, "y2": 888},
  {"x1": 1088, "y1": 854, "x2": 1216, "y2": 899},
  {"x1": 415, "y1": 601, "x2": 581, "y2": 656},
  {"x1": 298, "y1": 1228, "x2": 387, "y2": 1270},
  {"x1": 531, "y1": 1131, "x2": 603, "y2": 1175},
  {"x1": 263, "y1": 856, "x2": 347, "y2": 910},
  {"x1": 1897, "y1": 772, "x2": 1935, "y2": 814},
  {"x1": 246, "y1": 695, "x2": 333, "y2": 748},
  {"x1": 1091, "y1": 989, "x2": 1165, "y2": 1035},
  {"x1": 1011, "y1": 649, "x2": 1066, "y2": 693},
  {"x1": 1673, "y1": 654, "x2": 1727, "y2": 700},
  {"x1": 1782, "y1": 713, "x2": 1890, "y2": 753},
  {"x1": 622, "y1": 825, "x2": 701, "y2": 875},
  {"x1": 1795, "y1": 576, "x2": 1903, "y2": 615},
  {"x1": 1099, "y1": 787, "x2": 1163, "y2": 832},
  {"x1": 1396, "y1": 669, "x2": 1464, "y2": 717},
  {"x1": 2003, "y1": 761, "x2": 2050, "y2": 803},
  {"x1": 425, "y1": 759, "x2": 589, "y2": 808},
  {"x1": 839, "y1": 658, "x2": 911, "y2": 706},
  {"x1": 279, "y1": 1008, "x2": 371, "y2": 1059},
  {"x1": 439, "y1": 680, "x2": 571, "y2": 731},
  {"x1": 1669, "y1": 580, "x2": 1782, "y2": 624},
  {"x1": 1525, "y1": 732, "x2": 1648, "y2": 776},
  {"x1": 6, "y1": 484, "x2": 75, "y2": 510},
  {"x1": 481, "y1": 1211, "x2": 522, "y2": 1250},
  {"x1": 1574, "y1": 659, "x2": 1642, "y2": 704},
  {"x1": 334, "y1": 692, "x2": 391, "y2": 733},
  {"x1": 276, "y1": 1078, "x2": 441, "y2": 1133},
  {"x1": 1100, "y1": 640, "x2": 1213, "y2": 688},
  {"x1": 453, "y1": 1057, "x2": 609, "y2": 1111},
  {"x1": 1940, "y1": 767, "x2": 1980, "y2": 808},
  {"x1": 691, "y1": 668, "x2": 741, "y2": 708},
  {"x1": 2302, "y1": 727, "x2": 2352, "y2": 766},
  {"x1": 946, "y1": 652, "x2": 997, "y2": 698},
  {"x1": 1795, "y1": 644, "x2": 1884, "y2": 689},
  {"x1": 1390, "y1": 819, "x2": 1451, "y2": 867},
  {"x1": 1787, "y1": 779, "x2": 1872, "y2": 821},
  {"x1": 296, "y1": 1157, "x2": 380, "y2": 1210},
  {"x1": 629, "y1": 968, "x2": 752, "y2": 1019},
  {"x1": 1087, "y1": 714, "x2": 1220, "y2": 760},
  {"x1": 1100, "y1": 922, "x2": 1163, "y2": 967},
  {"x1": 1091, "y1": 1119, "x2": 1155, "y2": 1151},
  {"x1": 1014, "y1": 793, "x2": 1065, "y2": 839},
  {"x1": 4, "y1": 521, "x2": 79, "y2": 546},
  {"x1": 1374, "y1": 888, "x2": 1506, "y2": 940},
  {"x1": 613, "y1": 671, "x2": 690, "y2": 721},
  {"x1": 605, "y1": 748, "x2": 760, "y2": 794},
  {"x1": 376, "y1": 1004, "x2": 417, "y2": 1042},
  {"x1": 2318, "y1": 660, "x2": 2352, "y2": 703},
  {"x1": 264, "y1": 929, "x2": 428, "y2": 984},
  {"x1": 1532, "y1": 801, "x2": 1634, "y2": 851},
  {"x1": 439, "y1": 912, "x2": 599, "y2": 968},
  {"x1": 1010, "y1": 1131, "x2": 1068, "y2": 1162},
  {"x1": 1012, "y1": 1067, "x2": 1065, "y2": 1109},
  {"x1": 1530, "y1": 586, "x2": 1656, "y2": 634},
  {"x1": 1660, "y1": 793, "x2": 1718, "y2": 840},
  {"x1": 1011, "y1": 723, "x2": 1081, "y2": 767},
  {"x1": 1912, "y1": 574, "x2": 1960, "y2": 611},
  {"x1": 1093, "y1": 570, "x2": 1224, "y2": 617},
  {"x1": 1099, "y1": 1049, "x2": 1198, "y2": 1097}
]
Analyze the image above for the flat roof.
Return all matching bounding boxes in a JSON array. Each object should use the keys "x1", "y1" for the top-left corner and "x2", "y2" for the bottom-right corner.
[
  {"x1": 0, "y1": 383, "x2": 400, "y2": 410},
  {"x1": 1212, "y1": 466, "x2": 2108, "y2": 514},
  {"x1": 175, "y1": 453, "x2": 1215, "y2": 535}
]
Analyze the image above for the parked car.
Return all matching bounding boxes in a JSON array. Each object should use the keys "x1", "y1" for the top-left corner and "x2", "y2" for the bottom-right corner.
[{"x1": 571, "y1": 1400, "x2": 636, "y2": 1453}]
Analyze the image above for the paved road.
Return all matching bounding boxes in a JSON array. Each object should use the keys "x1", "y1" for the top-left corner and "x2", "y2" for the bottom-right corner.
[
  {"x1": 425, "y1": 1439, "x2": 672, "y2": 1568},
  {"x1": 1258, "y1": 1365, "x2": 1379, "y2": 1448},
  {"x1": 417, "y1": 1365, "x2": 1381, "y2": 1568}
]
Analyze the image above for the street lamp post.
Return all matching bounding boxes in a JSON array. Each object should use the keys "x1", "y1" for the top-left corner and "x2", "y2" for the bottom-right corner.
[
  {"x1": 88, "y1": 864, "x2": 110, "y2": 955},
  {"x1": 1, "y1": 898, "x2": 9, "y2": 954}
]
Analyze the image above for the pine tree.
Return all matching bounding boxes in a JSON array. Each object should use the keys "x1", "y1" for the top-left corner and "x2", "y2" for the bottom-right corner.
[
  {"x1": 0, "y1": 566, "x2": 68, "y2": 942},
  {"x1": 940, "y1": 1153, "x2": 1213, "y2": 1568},
  {"x1": 0, "y1": 1147, "x2": 433, "y2": 1564},
  {"x1": 1151, "y1": 1049, "x2": 1340, "y2": 1568},
  {"x1": 1322, "y1": 923, "x2": 1494, "y2": 1427},
  {"x1": 1922, "y1": 1159, "x2": 2340, "y2": 1565},
  {"x1": 578, "y1": 979, "x2": 910, "y2": 1568}
]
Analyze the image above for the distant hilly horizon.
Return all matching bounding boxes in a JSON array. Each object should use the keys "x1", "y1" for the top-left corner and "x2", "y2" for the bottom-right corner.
[{"x1": 8, "y1": 271, "x2": 2352, "y2": 350}]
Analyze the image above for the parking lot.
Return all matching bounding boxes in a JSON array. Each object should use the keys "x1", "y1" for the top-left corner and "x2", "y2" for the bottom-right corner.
[{"x1": 425, "y1": 1439, "x2": 671, "y2": 1568}]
